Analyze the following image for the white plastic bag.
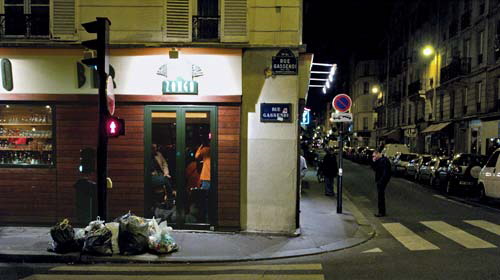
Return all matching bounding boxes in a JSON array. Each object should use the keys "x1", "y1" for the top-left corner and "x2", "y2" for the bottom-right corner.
[
  {"x1": 105, "y1": 222, "x2": 120, "y2": 254},
  {"x1": 148, "y1": 219, "x2": 178, "y2": 254}
]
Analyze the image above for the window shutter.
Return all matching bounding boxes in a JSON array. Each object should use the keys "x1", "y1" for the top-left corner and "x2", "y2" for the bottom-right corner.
[
  {"x1": 51, "y1": 0, "x2": 76, "y2": 41},
  {"x1": 164, "y1": 0, "x2": 192, "y2": 42},
  {"x1": 221, "y1": 0, "x2": 248, "y2": 42}
]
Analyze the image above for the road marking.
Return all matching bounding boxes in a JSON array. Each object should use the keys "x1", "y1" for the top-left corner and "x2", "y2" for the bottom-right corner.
[
  {"x1": 464, "y1": 220, "x2": 500, "y2": 236},
  {"x1": 50, "y1": 263, "x2": 323, "y2": 272},
  {"x1": 362, "y1": 247, "x2": 383, "y2": 253},
  {"x1": 382, "y1": 223, "x2": 440, "y2": 251},
  {"x1": 433, "y1": 195, "x2": 473, "y2": 208},
  {"x1": 22, "y1": 275, "x2": 325, "y2": 280},
  {"x1": 421, "y1": 221, "x2": 497, "y2": 249}
]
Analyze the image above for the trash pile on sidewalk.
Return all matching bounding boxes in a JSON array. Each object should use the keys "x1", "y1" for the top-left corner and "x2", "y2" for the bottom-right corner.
[{"x1": 48, "y1": 212, "x2": 179, "y2": 256}]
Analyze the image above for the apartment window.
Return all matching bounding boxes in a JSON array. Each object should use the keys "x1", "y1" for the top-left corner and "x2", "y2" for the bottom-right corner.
[
  {"x1": 3, "y1": 0, "x2": 49, "y2": 37},
  {"x1": 402, "y1": 106, "x2": 406, "y2": 124},
  {"x1": 363, "y1": 82, "x2": 369, "y2": 95},
  {"x1": 497, "y1": 78, "x2": 500, "y2": 111},
  {"x1": 440, "y1": 94, "x2": 444, "y2": 120},
  {"x1": 363, "y1": 64, "x2": 369, "y2": 76},
  {"x1": 463, "y1": 87, "x2": 468, "y2": 115},
  {"x1": 363, "y1": 117, "x2": 368, "y2": 130},
  {"x1": 476, "y1": 81, "x2": 483, "y2": 112},
  {"x1": 478, "y1": 0, "x2": 485, "y2": 15},
  {"x1": 193, "y1": 0, "x2": 220, "y2": 41},
  {"x1": 450, "y1": 91, "x2": 455, "y2": 118},
  {"x1": 478, "y1": 30, "x2": 484, "y2": 64},
  {"x1": 463, "y1": 39, "x2": 471, "y2": 58}
]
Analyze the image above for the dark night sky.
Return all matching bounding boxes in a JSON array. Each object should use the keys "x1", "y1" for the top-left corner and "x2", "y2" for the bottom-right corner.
[{"x1": 303, "y1": 0, "x2": 394, "y2": 113}]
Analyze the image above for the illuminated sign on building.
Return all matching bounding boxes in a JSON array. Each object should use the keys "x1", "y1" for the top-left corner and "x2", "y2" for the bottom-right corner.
[{"x1": 157, "y1": 58, "x2": 203, "y2": 95}]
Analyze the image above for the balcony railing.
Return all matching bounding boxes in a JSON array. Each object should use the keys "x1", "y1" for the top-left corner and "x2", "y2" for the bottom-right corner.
[
  {"x1": 192, "y1": 16, "x2": 220, "y2": 42},
  {"x1": 440, "y1": 57, "x2": 471, "y2": 84},
  {"x1": 0, "y1": 14, "x2": 49, "y2": 38},
  {"x1": 408, "y1": 79, "x2": 421, "y2": 97}
]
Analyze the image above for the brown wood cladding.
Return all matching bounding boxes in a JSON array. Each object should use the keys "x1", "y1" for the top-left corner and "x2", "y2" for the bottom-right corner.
[
  {"x1": 217, "y1": 106, "x2": 240, "y2": 228},
  {"x1": 0, "y1": 101, "x2": 241, "y2": 229}
]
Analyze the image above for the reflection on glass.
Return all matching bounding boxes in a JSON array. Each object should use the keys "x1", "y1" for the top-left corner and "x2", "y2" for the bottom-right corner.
[
  {"x1": 185, "y1": 112, "x2": 211, "y2": 224},
  {"x1": 151, "y1": 112, "x2": 177, "y2": 224}
]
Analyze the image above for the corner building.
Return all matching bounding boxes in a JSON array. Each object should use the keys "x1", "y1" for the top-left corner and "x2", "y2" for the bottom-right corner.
[{"x1": 0, "y1": 0, "x2": 310, "y2": 235}]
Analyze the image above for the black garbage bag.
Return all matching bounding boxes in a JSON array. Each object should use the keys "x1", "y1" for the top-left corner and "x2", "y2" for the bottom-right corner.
[
  {"x1": 49, "y1": 219, "x2": 80, "y2": 253},
  {"x1": 116, "y1": 212, "x2": 149, "y2": 255},
  {"x1": 82, "y1": 227, "x2": 113, "y2": 256}
]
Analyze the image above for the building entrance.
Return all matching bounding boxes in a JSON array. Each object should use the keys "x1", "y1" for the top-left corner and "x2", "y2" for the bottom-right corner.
[{"x1": 145, "y1": 106, "x2": 217, "y2": 229}]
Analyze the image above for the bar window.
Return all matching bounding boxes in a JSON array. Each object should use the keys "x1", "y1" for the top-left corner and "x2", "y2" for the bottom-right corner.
[{"x1": 0, "y1": 104, "x2": 54, "y2": 167}]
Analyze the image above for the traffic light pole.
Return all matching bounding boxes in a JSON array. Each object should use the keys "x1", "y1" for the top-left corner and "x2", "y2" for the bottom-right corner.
[
  {"x1": 82, "y1": 17, "x2": 111, "y2": 221},
  {"x1": 337, "y1": 123, "x2": 343, "y2": 214}
]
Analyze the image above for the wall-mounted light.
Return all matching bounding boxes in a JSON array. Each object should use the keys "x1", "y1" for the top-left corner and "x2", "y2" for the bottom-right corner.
[{"x1": 169, "y1": 48, "x2": 179, "y2": 59}]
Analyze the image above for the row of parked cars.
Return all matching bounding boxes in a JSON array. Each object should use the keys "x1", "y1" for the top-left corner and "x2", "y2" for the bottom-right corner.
[{"x1": 344, "y1": 144, "x2": 500, "y2": 202}]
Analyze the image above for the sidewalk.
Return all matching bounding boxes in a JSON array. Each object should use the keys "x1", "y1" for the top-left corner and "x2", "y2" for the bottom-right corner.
[{"x1": 0, "y1": 168, "x2": 374, "y2": 263}]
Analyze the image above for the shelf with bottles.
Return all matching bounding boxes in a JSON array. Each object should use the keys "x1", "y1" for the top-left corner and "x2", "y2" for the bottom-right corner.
[
  {"x1": 0, "y1": 104, "x2": 54, "y2": 167},
  {"x1": 0, "y1": 150, "x2": 53, "y2": 166}
]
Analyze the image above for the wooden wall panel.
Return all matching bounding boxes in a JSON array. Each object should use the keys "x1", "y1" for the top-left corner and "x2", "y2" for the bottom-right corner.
[{"x1": 217, "y1": 106, "x2": 241, "y2": 229}]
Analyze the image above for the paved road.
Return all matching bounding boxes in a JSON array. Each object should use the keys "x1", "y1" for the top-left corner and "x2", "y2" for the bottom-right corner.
[{"x1": 2, "y1": 159, "x2": 500, "y2": 279}]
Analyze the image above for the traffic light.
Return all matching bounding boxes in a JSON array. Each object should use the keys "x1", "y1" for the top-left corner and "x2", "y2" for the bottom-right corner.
[
  {"x1": 79, "y1": 147, "x2": 95, "y2": 174},
  {"x1": 105, "y1": 116, "x2": 125, "y2": 137},
  {"x1": 81, "y1": 17, "x2": 111, "y2": 75}
]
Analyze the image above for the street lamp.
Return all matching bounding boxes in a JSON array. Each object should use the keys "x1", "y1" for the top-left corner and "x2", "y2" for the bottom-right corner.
[
  {"x1": 371, "y1": 85, "x2": 380, "y2": 94},
  {"x1": 422, "y1": 45, "x2": 435, "y2": 57}
]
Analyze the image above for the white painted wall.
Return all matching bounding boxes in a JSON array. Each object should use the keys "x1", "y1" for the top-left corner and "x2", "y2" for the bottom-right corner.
[
  {"x1": 242, "y1": 49, "x2": 299, "y2": 234},
  {"x1": 0, "y1": 49, "x2": 242, "y2": 96}
]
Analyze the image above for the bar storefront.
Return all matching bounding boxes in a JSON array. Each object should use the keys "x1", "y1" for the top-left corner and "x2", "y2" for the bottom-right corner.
[{"x1": 0, "y1": 47, "x2": 242, "y2": 231}]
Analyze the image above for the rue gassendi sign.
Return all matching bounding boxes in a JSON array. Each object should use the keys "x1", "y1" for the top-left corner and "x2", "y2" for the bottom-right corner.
[
  {"x1": 272, "y1": 49, "x2": 298, "y2": 75},
  {"x1": 260, "y1": 103, "x2": 292, "y2": 123}
]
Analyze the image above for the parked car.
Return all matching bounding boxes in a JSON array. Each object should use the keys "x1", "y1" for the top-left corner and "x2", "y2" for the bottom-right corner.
[
  {"x1": 478, "y1": 149, "x2": 500, "y2": 200},
  {"x1": 381, "y1": 144, "x2": 410, "y2": 161},
  {"x1": 392, "y1": 153, "x2": 419, "y2": 175},
  {"x1": 361, "y1": 148, "x2": 375, "y2": 164},
  {"x1": 407, "y1": 155, "x2": 432, "y2": 179},
  {"x1": 446, "y1": 153, "x2": 488, "y2": 195},
  {"x1": 417, "y1": 157, "x2": 450, "y2": 187},
  {"x1": 352, "y1": 146, "x2": 367, "y2": 162}
]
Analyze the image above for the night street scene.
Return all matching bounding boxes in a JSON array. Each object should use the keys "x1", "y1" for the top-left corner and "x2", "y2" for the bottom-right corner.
[{"x1": 2, "y1": 0, "x2": 500, "y2": 279}]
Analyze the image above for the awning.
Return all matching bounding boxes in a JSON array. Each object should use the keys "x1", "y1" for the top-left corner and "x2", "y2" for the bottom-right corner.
[
  {"x1": 381, "y1": 129, "x2": 400, "y2": 137},
  {"x1": 421, "y1": 122, "x2": 451, "y2": 133}
]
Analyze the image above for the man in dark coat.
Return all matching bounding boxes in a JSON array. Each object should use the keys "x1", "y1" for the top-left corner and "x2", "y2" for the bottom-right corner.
[
  {"x1": 319, "y1": 148, "x2": 338, "y2": 196},
  {"x1": 372, "y1": 149, "x2": 392, "y2": 217}
]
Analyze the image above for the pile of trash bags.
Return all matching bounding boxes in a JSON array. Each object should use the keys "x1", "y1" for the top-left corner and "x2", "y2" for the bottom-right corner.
[{"x1": 48, "y1": 212, "x2": 179, "y2": 256}]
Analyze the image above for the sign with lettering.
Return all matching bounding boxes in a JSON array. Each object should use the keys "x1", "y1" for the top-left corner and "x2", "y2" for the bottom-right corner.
[
  {"x1": 272, "y1": 49, "x2": 298, "y2": 75},
  {"x1": 260, "y1": 103, "x2": 292, "y2": 123},
  {"x1": 331, "y1": 112, "x2": 353, "y2": 122},
  {"x1": 157, "y1": 59, "x2": 203, "y2": 95},
  {"x1": 162, "y1": 78, "x2": 198, "y2": 94}
]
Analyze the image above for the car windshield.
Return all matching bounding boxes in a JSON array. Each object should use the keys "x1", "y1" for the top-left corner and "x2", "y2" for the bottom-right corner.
[
  {"x1": 422, "y1": 156, "x2": 432, "y2": 163},
  {"x1": 453, "y1": 155, "x2": 487, "y2": 166},
  {"x1": 439, "y1": 160, "x2": 449, "y2": 167},
  {"x1": 399, "y1": 154, "x2": 417, "y2": 161}
]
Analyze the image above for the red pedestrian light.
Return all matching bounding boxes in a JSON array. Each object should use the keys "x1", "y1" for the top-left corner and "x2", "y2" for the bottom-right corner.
[{"x1": 105, "y1": 116, "x2": 125, "y2": 137}]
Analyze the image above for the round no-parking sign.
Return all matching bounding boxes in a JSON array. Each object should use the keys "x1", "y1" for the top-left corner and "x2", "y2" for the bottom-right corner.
[{"x1": 332, "y1": 94, "x2": 352, "y2": 113}]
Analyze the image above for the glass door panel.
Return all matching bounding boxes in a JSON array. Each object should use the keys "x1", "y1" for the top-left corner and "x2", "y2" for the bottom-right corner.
[
  {"x1": 184, "y1": 111, "x2": 211, "y2": 224},
  {"x1": 150, "y1": 111, "x2": 177, "y2": 225}
]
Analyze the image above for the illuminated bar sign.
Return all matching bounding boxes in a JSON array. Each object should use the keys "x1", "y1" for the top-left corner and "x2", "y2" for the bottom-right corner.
[
  {"x1": 162, "y1": 78, "x2": 198, "y2": 95},
  {"x1": 272, "y1": 49, "x2": 297, "y2": 75},
  {"x1": 260, "y1": 103, "x2": 292, "y2": 123}
]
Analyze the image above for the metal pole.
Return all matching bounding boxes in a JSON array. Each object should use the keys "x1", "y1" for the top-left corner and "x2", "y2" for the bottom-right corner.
[{"x1": 337, "y1": 123, "x2": 343, "y2": 213}]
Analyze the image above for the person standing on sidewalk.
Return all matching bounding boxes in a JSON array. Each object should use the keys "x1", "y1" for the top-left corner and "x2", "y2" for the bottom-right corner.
[
  {"x1": 299, "y1": 152, "x2": 308, "y2": 192},
  {"x1": 372, "y1": 149, "x2": 392, "y2": 217},
  {"x1": 319, "y1": 148, "x2": 338, "y2": 196}
]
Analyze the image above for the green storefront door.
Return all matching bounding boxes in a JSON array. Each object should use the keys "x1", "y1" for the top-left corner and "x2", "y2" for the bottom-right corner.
[{"x1": 145, "y1": 106, "x2": 217, "y2": 229}]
